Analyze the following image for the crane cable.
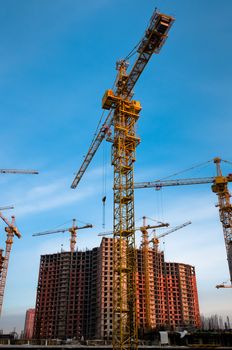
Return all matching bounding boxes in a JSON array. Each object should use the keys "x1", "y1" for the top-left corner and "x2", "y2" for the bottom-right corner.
[
  {"x1": 124, "y1": 39, "x2": 142, "y2": 61},
  {"x1": 155, "y1": 158, "x2": 232, "y2": 183},
  {"x1": 157, "y1": 159, "x2": 213, "y2": 182},
  {"x1": 222, "y1": 159, "x2": 232, "y2": 166}
]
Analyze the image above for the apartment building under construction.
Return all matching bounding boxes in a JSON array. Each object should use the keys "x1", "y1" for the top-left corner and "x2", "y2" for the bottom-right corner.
[{"x1": 33, "y1": 237, "x2": 200, "y2": 340}]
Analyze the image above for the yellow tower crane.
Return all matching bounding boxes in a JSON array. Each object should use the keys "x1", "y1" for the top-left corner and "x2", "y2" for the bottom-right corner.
[
  {"x1": 32, "y1": 219, "x2": 93, "y2": 253},
  {"x1": 140, "y1": 219, "x2": 191, "y2": 331},
  {"x1": 212, "y1": 158, "x2": 232, "y2": 288},
  {"x1": 134, "y1": 158, "x2": 232, "y2": 288},
  {"x1": 0, "y1": 213, "x2": 21, "y2": 316},
  {"x1": 71, "y1": 9, "x2": 174, "y2": 350},
  {"x1": 140, "y1": 217, "x2": 169, "y2": 331},
  {"x1": 150, "y1": 220, "x2": 192, "y2": 251}
]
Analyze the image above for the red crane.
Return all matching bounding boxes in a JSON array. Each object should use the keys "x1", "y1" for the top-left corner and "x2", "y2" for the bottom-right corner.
[
  {"x1": 0, "y1": 213, "x2": 21, "y2": 315},
  {"x1": 0, "y1": 168, "x2": 38, "y2": 315}
]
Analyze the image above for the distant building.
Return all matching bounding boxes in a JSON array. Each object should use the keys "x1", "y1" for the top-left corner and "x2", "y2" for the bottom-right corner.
[
  {"x1": 34, "y1": 237, "x2": 200, "y2": 340},
  {"x1": 201, "y1": 314, "x2": 231, "y2": 331},
  {"x1": 24, "y1": 308, "x2": 35, "y2": 339}
]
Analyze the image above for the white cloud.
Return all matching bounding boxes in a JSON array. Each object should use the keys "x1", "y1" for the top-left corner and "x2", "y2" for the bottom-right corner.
[{"x1": 0, "y1": 170, "x2": 102, "y2": 219}]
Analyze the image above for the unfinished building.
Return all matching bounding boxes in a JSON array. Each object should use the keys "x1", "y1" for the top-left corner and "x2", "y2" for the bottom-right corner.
[
  {"x1": 33, "y1": 249, "x2": 98, "y2": 340},
  {"x1": 33, "y1": 237, "x2": 200, "y2": 340},
  {"x1": 24, "y1": 308, "x2": 35, "y2": 339}
]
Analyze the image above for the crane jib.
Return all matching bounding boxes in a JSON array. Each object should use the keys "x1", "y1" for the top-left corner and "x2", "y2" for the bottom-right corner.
[
  {"x1": 133, "y1": 177, "x2": 215, "y2": 189},
  {"x1": 71, "y1": 11, "x2": 175, "y2": 189}
]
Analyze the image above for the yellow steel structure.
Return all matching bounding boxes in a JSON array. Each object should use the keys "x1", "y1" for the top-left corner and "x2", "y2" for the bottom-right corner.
[
  {"x1": 32, "y1": 219, "x2": 93, "y2": 253},
  {"x1": 140, "y1": 217, "x2": 169, "y2": 331},
  {"x1": 212, "y1": 158, "x2": 232, "y2": 285},
  {"x1": 71, "y1": 9, "x2": 175, "y2": 350},
  {"x1": 134, "y1": 158, "x2": 232, "y2": 287},
  {"x1": 103, "y1": 87, "x2": 141, "y2": 349},
  {"x1": 140, "y1": 220, "x2": 191, "y2": 331}
]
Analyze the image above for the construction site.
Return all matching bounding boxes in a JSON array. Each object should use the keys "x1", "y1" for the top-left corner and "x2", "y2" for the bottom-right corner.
[
  {"x1": 0, "y1": 1, "x2": 232, "y2": 349},
  {"x1": 33, "y1": 236, "x2": 200, "y2": 340}
]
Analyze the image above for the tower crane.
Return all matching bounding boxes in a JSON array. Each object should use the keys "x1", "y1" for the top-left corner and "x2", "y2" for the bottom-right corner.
[
  {"x1": 139, "y1": 217, "x2": 169, "y2": 331},
  {"x1": 0, "y1": 213, "x2": 21, "y2": 316},
  {"x1": 212, "y1": 158, "x2": 232, "y2": 288},
  {"x1": 33, "y1": 219, "x2": 93, "y2": 253},
  {"x1": 0, "y1": 169, "x2": 37, "y2": 315},
  {"x1": 134, "y1": 158, "x2": 232, "y2": 288},
  {"x1": 149, "y1": 220, "x2": 192, "y2": 251},
  {"x1": 71, "y1": 9, "x2": 174, "y2": 350},
  {"x1": 140, "y1": 219, "x2": 191, "y2": 331}
]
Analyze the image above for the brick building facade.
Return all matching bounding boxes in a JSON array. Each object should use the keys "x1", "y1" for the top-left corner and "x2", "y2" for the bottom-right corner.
[
  {"x1": 33, "y1": 237, "x2": 200, "y2": 340},
  {"x1": 24, "y1": 308, "x2": 35, "y2": 339}
]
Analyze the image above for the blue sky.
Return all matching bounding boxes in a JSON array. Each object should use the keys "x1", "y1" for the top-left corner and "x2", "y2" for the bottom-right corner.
[{"x1": 0, "y1": 0, "x2": 232, "y2": 333}]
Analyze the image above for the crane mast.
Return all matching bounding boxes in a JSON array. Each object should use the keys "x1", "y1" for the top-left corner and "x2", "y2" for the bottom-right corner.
[
  {"x1": 107, "y1": 77, "x2": 141, "y2": 350},
  {"x1": 71, "y1": 9, "x2": 174, "y2": 350},
  {"x1": 140, "y1": 220, "x2": 191, "y2": 331},
  {"x1": 0, "y1": 214, "x2": 21, "y2": 316},
  {"x1": 140, "y1": 217, "x2": 169, "y2": 331},
  {"x1": 211, "y1": 158, "x2": 232, "y2": 285}
]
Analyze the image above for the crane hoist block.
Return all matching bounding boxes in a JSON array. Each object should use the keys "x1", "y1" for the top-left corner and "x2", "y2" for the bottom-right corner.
[{"x1": 102, "y1": 89, "x2": 120, "y2": 110}]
